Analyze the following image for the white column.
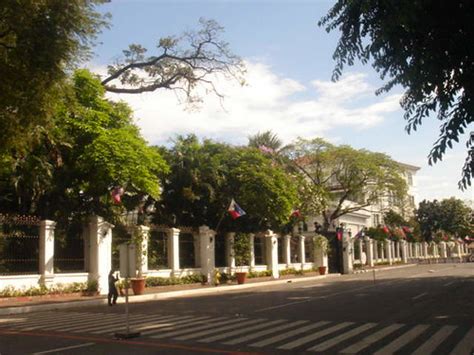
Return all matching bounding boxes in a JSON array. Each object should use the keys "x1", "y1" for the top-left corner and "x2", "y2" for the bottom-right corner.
[
  {"x1": 167, "y1": 228, "x2": 180, "y2": 276},
  {"x1": 373, "y1": 240, "x2": 379, "y2": 263},
  {"x1": 225, "y1": 232, "x2": 236, "y2": 271},
  {"x1": 358, "y1": 239, "x2": 364, "y2": 264},
  {"x1": 88, "y1": 216, "x2": 113, "y2": 295},
  {"x1": 423, "y1": 242, "x2": 429, "y2": 259},
  {"x1": 283, "y1": 234, "x2": 291, "y2": 267},
  {"x1": 298, "y1": 235, "x2": 306, "y2": 268},
  {"x1": 136, "y1": 225, "x2": 150, "y2": 275},
  {"x1": 342, "y1": 230, "x2": 353, "y2": 274},
  {"x1": 314, "y1": 237, "x2": 329, "y2": 273},
  {"x1": 455, "y1": 241, "x2": 462, "y2": 261},
  {"x1": 365, "y1": 237, "x2": 374, "y2": 267},
  {"x1": 199, "y1": 226, "x2": 215, "y2": 284},
  {"x1": 39, "y1": 220, "x2": 56, "y2": 287},
  {"x1": 249, "y1": 233, "x2": 255, "y2": 268},
  {"x1": 385, "y1": 240, "x2": 393, "y2": 265},
  {"x1": 401, "y1": 240, "x2": 408, "y2": 263},
  {"x1": 439, "y1": 241, "x2": 447, "y2": 258},
  {"x1": 265, "y1": 230, "x2": 279, "y2": 279}
]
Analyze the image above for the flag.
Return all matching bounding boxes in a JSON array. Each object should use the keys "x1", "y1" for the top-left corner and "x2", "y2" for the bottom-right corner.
[
  {"x1": 382, "y1": 225, "x2": 390, "y2": 234},
  {"x1": 290, "y1": 209, "x2": 301, "y2": 218},
  {"x1": 228, "y1": 199, "x2": 246, "y2": 220},
  {"x1": 402, "y1": 226, "x2": 412, "y2": 234},
  {"x1": 111, "y1": 186, "x2": 124, "y2": 204}
]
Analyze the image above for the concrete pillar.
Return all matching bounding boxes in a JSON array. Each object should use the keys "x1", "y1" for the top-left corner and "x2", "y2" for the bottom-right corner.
[
  {"x1": 249, "y1": 234, "x2": 256, "y2": 268},
  {"x1": 199, "y1": 226, "x2": 215, "y2": 284},
  {"x1": 298, "y1": 235, "x2": 306, "y2": 267},
  {"x1": 167, "y1": 228, "x2": 180, "y2": 276},
  {"x1": 136, "y1": 225, "x2": 150, "y2": 275},
  {"x1": 225, "y1": 232, "x2": 236, "y2": 271},
  {"x1": 400, "y1": 240, "x2": 408, "y2": 263},
  {"x1": 414, "y1": 242, "x2": 419, "y2": 258},
  {"x1": 395, "y1": 242, "x2": 400, "y2": 260},
  {"x1": 423, "y1": 242, "x2": 429, "y2": 259},
  {"x1": 342, "y1": 230, "x2": 354, "y2": 274},
  {"x1": 88, "y1": 216, "x2": 113, "y2": 295},
  {"x1": 391, "y1": 241, "x2": 396, "y2": 261},
  {"x1": 358, "y1": 239, "x2": 364, "y2": 264},
  {"x1": 265, "y1": 230, "x2": 279, "y2": 279},
  {"x1": 283, "y1": 234, "x2": 291, "y2": 267},
  {"x1": 365, "y1": 237, "x2": 374, "y2": 267},
  {"x1": 373, "y1": 240, "x2": 379, "y2": 263},
  {"x1": 455, "y1": 242, "x2": 462, "y2": 261},
  {"x1": 314, "y1": 237, "x2": 329, "y2": 273},
  {"x1": 385, "y1": 240, "x2": 393, "y2": 265},
  {"x1": 439, "y1": 241, "x2": 447, "y2": 258},
  {"x1": 380, "y1": 241, "x2": 386, "y2": 261},
  {"x1": 39, "y1": 220, "x2": 56, "y2": 287}
]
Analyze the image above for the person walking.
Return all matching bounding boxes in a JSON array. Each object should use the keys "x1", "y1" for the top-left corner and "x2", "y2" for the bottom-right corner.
[{"x1": 108, "y1": 270, "x2": 119, "y2": 306}]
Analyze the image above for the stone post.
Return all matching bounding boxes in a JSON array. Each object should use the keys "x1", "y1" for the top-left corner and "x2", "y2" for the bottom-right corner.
[
  {"x1": 167, "y1": 228, "x2": 180, "y2": 276},
  {"x1": 373, "y1": 240, "x2": 379, "y2": 264},
  {"x1": 199, "y1": 226, "x2": 215, "y2": 284},
  {"x1": 439, "y1": 241, "x2": 447, "y2": 259},
  {"x1": 401, "y1": 240, "x2": 408, "y2": 264},
  {"x1": 225, "y1": 232, "x2": 236, "y2": 272},
  {"x1": 314, "y1": 237, "x2": 329, "y2": 273},
  {"x1": 385, "y1": 240, "x2": 393, "y2": 265},
  {"x1": 423, "y1": 242, "x2": 429, "y2": 259},
  {"x1": 88, "y1": 216, "x2": 113, "y2": 295},
  {"x1": 298, "y1": 235, "x2": 306, "y2": 268},
  {"x1": 455, "y1": 241, "x2": 462, "y2": 262},
  {"x1": 283, "y1": 234, "x2": 291, "y2": 267},
  {"x1": 358, "y1": 239, "x2": 364, "y2": 264},
  {"x1": 249, "y1": 233, "x2": 256, "y2": 268},
  {"x1": 39, "y1": 220, "x2": 56, "y2": 287},
  {"x1": 265, "y1": 230, "x2": 279, "y2": 279},
  {"x1": 342, "y1": 230, "x2": 354, "y2": 274},
  {"x1": 365, "y1": 236, "x2": 374, "y2": 267},
  {"x1": 136, "y1": 225, "x2": 150, "y2": 276}
]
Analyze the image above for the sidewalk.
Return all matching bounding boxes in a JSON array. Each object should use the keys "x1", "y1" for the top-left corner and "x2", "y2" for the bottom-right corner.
[{"x1": 0, "y1": 264, "x2": 416, "y2": 316}]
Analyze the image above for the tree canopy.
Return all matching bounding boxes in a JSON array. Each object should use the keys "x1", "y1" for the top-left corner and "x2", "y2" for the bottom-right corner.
[
  {"x1": 319, "y1": 1, "x2": 474, "y2": 189},
  {"x1": 282, "y1": 137, "x2": 408, "y2": 231},
  {"x1": 416, "y1": 198, "x2": 472, "y2": 240},
  {"x1": 0, "y1": 0, "x2": 109, "y2": 155},
  {"x1": 154, "y1": 135, "x2": 299, "y2": 232}
]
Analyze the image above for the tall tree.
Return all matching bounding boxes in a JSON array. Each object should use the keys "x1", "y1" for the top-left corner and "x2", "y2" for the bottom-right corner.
[
  {"x1": 101, "y1": 18, "x2": 245, "y2": 103},
  {"x1": 282, "y1": 137, "x2": 408, "y2": 232},
  {"x1": 248, "y1": 131, "x2": 283, "y2": 152},
  {"x1": 0, "y1": 0, "x2": 109, "y2": 155},
  {"x1": 319, "y1": 1, "x2": 474, "y2": 189}
]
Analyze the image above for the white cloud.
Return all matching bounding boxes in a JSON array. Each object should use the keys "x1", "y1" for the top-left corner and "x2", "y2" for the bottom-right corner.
[{"x1": 104, "y1": 61, "x2": 402, "y2": 146}]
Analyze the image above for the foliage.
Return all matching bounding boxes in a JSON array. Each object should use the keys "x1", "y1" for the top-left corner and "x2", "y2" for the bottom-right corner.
[
  {"x1": 0, "y1": 0, "x2": 109, "y2": 156},
  {"x1": 0, "y1": 281, "x2": 97, "y2": 298},
  {"x1": 282, "y1": 137, "x2": 408, "y2": 231},
  {"x1": 319, "y1": 1, "x2": 474, "y2": 189},
  {"x1": 154, "y1": 135, "x2": 299, "y2": 232},
  {"x1": 145, "y1": 275, "x2": 202, "y2": 287},
  {"x1": 234, "y1": 233, "x2": 252, "y2": 267},
  {"x1": 383, "y1": 210, "x2": 407, "y2": 228},
  {"x1": 247, "y1": 270, "x2": 272, "y2": 278},
  {"x1": 248, "y1": 131, "x2": 283, "y2": 152},
  {"x1": 313, "y1": 234, "x2": 330, "y2": 254},
  {"x1": 101, "y1": 18, "x2": 245, "y2": 102},
  {"x1": 0, "y1": 70, "x2": 168, "y2": 226},
  {"x1": 416, "y1": 198, "x2": 473, "y2": 241},
  {"x1": 365, "y1": 227, "x2": 388, "y2": 241}
]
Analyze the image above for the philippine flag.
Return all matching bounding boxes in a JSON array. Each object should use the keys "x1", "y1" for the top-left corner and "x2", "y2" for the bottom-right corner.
[{"x1": 228, "y1": 199, "x2": 246, "y2": 220}]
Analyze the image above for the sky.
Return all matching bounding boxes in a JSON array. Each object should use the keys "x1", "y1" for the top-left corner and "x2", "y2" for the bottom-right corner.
[{"x1": 91, "y1": 0, "x2": 472, "y2": 204}]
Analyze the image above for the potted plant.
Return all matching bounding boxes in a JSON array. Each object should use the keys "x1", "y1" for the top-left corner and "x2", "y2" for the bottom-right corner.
[
  {"x1": 314, "y1": 234, "x2": 329, "y2": 275},
  {"x1": 234, "y1": 233, "x2": 251, "y2": 284},
  {"x1": 130, "y1": 226, "x2": 147, "y2": 295}
]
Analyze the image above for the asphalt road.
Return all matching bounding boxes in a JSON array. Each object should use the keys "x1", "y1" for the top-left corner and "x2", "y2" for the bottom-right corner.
[{"x1": 0, "y1": 263, "x2": 473, "y2": 354}]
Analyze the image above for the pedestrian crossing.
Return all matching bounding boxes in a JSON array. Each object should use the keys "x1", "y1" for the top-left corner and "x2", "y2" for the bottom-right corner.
[{"x1": 1, "y1": 311, "x2": 473, "y2": 354}]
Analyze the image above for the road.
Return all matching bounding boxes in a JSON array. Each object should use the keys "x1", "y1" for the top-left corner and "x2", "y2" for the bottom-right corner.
[{"x1": 0, "y1": 263, "x2": 473, "y2": 354}]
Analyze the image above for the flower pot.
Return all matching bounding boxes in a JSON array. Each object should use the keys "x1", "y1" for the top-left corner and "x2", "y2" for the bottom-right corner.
[
  {"x1": 130, "y1": 278, "x2": 146, "y2": 295},
  {"x1": 235, "y1": 272, "x2": 247, "y2": 284},
  {"x1": 318, "y1": 266, "x2": 327, "y2": 275}
]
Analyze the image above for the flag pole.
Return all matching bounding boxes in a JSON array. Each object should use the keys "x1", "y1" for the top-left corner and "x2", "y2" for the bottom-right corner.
[{"x1": 214, "y1": 211, "x2": 226, "y2": 234}]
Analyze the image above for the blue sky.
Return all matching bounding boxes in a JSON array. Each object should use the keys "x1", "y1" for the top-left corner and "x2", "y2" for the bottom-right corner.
[{"x1": 91, "y1": 0, "x2": 472, "y2": 203}]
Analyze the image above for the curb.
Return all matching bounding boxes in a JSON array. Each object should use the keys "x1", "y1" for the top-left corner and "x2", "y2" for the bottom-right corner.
[
  {"x1": 0, "y1": 274, "x2": 341, "y2": 316},
  {"x1": 352, "y1": 263, "x2": 417, "y2": 274}
]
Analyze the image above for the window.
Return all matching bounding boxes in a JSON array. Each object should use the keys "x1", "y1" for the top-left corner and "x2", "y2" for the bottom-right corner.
[{"x1": 406, "y1": 172, "x2": 413, "y2": 186}]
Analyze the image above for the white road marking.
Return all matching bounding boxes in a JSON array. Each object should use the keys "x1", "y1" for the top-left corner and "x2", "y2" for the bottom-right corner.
[
  {"x1": 32, "y1": 342, "x2": 95, "y2": 354},
  {"x1": 449, "y1": 326, "x2": 474, "y2": 355},
  {"x1": 443, "y1": 281, "x2": 456, "y2": 287},
  {"x1": 223, "y1": 320, "x2": 308, "y2": 345},
  {"x1": 278, "y1": 322, "x2": 354, "y2": 350},
  {"x1": 340, "y1": 323, "x2": 404, "y2": 354},
  {"x1": 141, "y1": 316, "x2": 229, "y2": 336},
  {"x1": 308, "y1": 323, "x2": 377, "y2": 352},
  {"x1": 412, "y1": 325, "x2": 457, "y2": 355},
  {"x1": 200, "y1": 319, "x2": 286, "y2": 343},
  {"x1": 174, "y1": 318, "x2": 264, "y2": 341},
  {"x1": 250, "y1": 321, "x2": 330, "y2": 347},
  {"x1": 373, "y1": 324, "x2": 430, "y2": 355},
  {"x1": 412, "y1": 292, "x2": 428, "y2": 300}
]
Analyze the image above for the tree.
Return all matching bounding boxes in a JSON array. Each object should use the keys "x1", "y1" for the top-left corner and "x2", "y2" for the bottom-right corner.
[
  {"x1": 248, "y1": 131, "x2": 283, "y2": 152},
  {"x1": 319, "y1": 1, "x2": 474, "y2": 189},
  {"x1": 101, "y1": 18, "x2": 245, "y2": 103},
  {"x1": 154, "y1": 135, "x2": 299, "y2": 232},
  {"x1": 282, "y1": 137, "x2": 408, "y2": 232},
  {"x1": 0, "y1": 0, "x2": 109, "y2": 155},
  {"x1": 416, "y1": 198, "x2": 473, "y2": 240},
  {"x1": 0, "y1": 70, "x2": 168, "y2": 225}
]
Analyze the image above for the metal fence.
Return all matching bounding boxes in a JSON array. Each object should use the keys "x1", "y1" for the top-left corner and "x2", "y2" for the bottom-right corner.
[
  {"x1": 148, "y1": 230, "x2": 168, "y2": 269},
  {"x1": 0, "y1": 214, "x2": 41, "y2": 275}
]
